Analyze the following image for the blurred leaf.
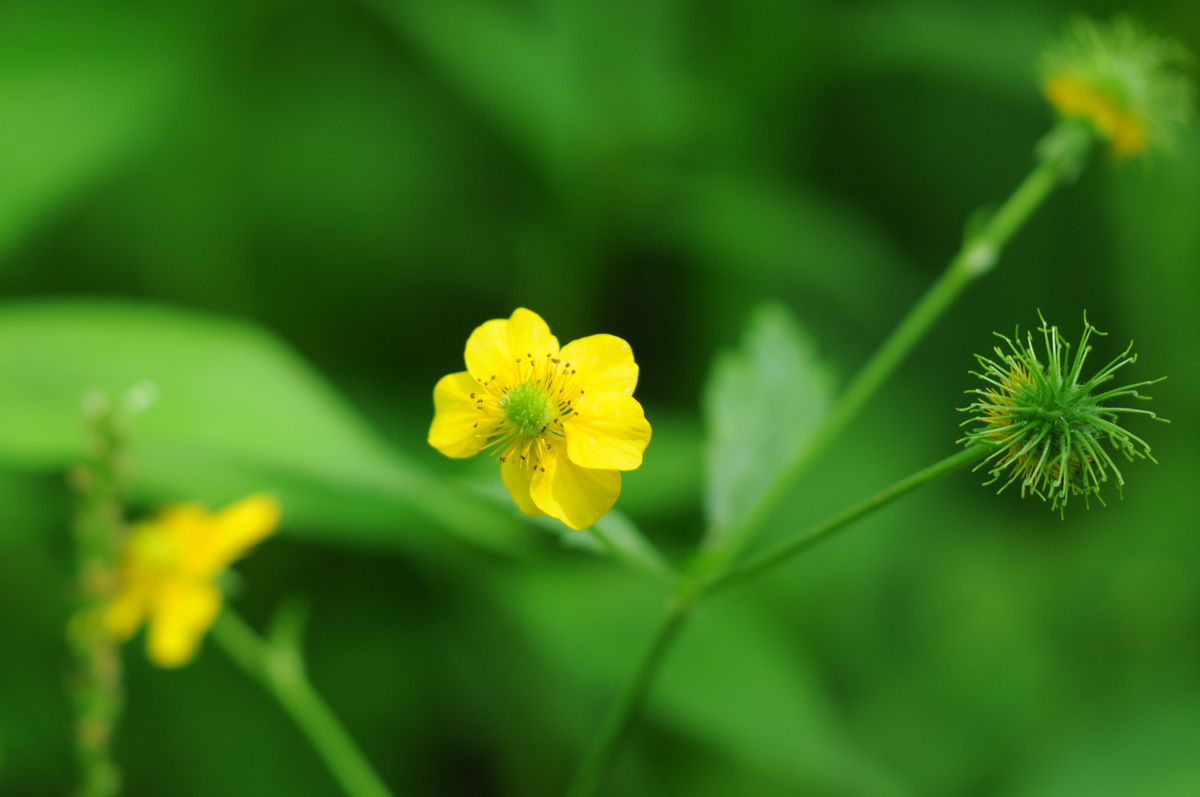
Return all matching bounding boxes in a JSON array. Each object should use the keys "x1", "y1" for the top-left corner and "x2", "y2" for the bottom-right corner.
[
  {"x1": 1003, "y1": 695, "x2": 1200, "y2": 797},
  {"x1": 655, "y1": 595, "x2": 905, "y2": 797},
  {"x1": 494, "y1": 565, "x2": 902, "y2": 795},
  {"x1": 0, "y1": 300, "x2": 534, "y2": 555},
  {"x1": 702, "y1": 304, "x2": 834, "y2": 542},
  {"x1": 0, "y1": 4, "x2": 187, "y2": 260},
  {"x1": 674, "y1": 172, "x2": 906, "y2": 319}
]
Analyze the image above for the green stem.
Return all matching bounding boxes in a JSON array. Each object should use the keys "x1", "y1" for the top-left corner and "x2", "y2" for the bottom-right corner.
[
  {"x1": 565, "y1": 446, "x2": 987, "y2": 796},
  {"x1": 707, "y1": 121, "x2": 1093, "y2": 571},
  {"x1": 564, "y1": 599, "x2": 693, "y2": 797},
  {"x1": 211, "y1": 611, "x2": 394, "y2": 797},
  {"x1": 708, "y1": 446, "x2": 989, "y2": 594},
  {"x1": 69, "y1": 394, "x2": 127, "y2": 797},
  {"x1": 567, "y1": 121, "x2": 1094, "y2": 796}
]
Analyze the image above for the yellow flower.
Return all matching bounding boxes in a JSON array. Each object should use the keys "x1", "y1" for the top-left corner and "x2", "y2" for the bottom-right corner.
[
  {"x1": 105, "y1": 495, "x2": 280, "y2": 667},
  {"x1": 428, "y1": 308, "x2": 651, "y2": 530}
]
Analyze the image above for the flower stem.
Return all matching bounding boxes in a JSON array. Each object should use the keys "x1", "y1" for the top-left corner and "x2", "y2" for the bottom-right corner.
[
  {"x1": 566, "y1": 121, "x2": 1095, "y2": 797},
  {"x1": 68, "y1": 394, "x2": 128, "y2": 797},
  {"x1": 564, "y1": 598, "x2": 693, "y2": 797},
  {"x1": 210, "y1": 610, "x2": 395, "y2": 797},
  {"x1": 707, "y1": 120, "x2": 1093, "y2": 570},
  {"x1": 707, "y1": 445, "x2": 990, "y2": 594},
  {"x1": 565, "y1": 444, "x2": 992, "y2": 796}
]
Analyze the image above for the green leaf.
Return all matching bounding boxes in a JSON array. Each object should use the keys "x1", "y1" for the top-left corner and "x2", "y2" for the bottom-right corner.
[
  {"x1": 0, "y1": 300, "x2": 534, "y2": 555},
  {"x1": 702, "y1": 304, "x2": 834, "y2": 543}
]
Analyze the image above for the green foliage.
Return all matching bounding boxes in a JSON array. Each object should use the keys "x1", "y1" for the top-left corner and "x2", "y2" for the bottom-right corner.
[
  {"x1": 0, "y1": 301, "x2": 534, "y2": 555},
  {"x1": 702, "y1": 304, "x2": 834, "y2": 542},
  {"x1": 1, "y1": 1, "x2": 1198, "y2": 795}
]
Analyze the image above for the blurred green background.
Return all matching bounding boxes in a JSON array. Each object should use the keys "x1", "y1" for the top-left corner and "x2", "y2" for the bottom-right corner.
[{"x1": 2, "y1": 0, "x2": 1198, "y2": 795}]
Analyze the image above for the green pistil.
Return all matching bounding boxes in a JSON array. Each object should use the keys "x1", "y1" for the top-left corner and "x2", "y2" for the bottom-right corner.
[{"x1": 502, "y1": 382, "x2": 552, "y2": 439}]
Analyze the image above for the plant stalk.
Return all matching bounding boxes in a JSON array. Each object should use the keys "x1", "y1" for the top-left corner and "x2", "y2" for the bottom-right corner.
[
  {"x1": 707, "y1": 120, "x2": 1093, "y2": 571},
  {"x1": 708, "y1": 445, "x2": 989, "y2": 594},
  {"x1": 211, "y1": 610, "x2": 395, "y2": 797},
  {"x1": 68, "y1": 394, "x2": 128, "y2": 797},
  {"x1": 567, "y1": 121, "x2": 1094, "y2": 796},
  {"x1": 563, "y1": 599, "x2": 693, "y2": 797}
]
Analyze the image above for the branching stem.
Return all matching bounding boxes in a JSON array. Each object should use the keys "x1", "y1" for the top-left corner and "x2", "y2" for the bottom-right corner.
[{"x1": 566, "y1": 121, "x2": 1095, "y2": 797}]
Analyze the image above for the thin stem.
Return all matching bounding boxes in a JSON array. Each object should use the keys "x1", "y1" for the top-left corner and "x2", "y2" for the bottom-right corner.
[
  {"x1": 211, "y1": 610, "x2": 395, "y2": 797},
  {"x1": 708, "y1": 446, "x2": 990, "y2": 594},
  {"x1": 564, "y1": 599, "x2": 693, "y2": 797},
  {"x1": 69, "y1": 394, "x2": 128, "y2": 797},
  {"x1": 567, "y1": 121, "x2": 1094, "y2": 796},
  {"x1": 566, "y1": 446, "x2": 988, "y2": 796},
  {"x1": 706, "y1": 121, "x2": 1093, "y2": 571}
]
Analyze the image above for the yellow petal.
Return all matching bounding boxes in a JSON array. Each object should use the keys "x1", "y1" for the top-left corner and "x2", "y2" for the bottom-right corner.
[
  {"x1": 146, "y1": 581, "x2": 222, "y2": 668},
  {"x1": 507, "y1": 307, "x2": 560, "y2": 363},
  {"x1": 428, "y1": 371, "x2": 495, "y2": 458},
  {"x1": 500, "y1": 457, "x2": 543, "y2": 516},
  {"x1": 104, "y1": 580, "x2": 153, "y2": 640},
  {"x1": 464, "y1": 308, "x2": 559, "y2": 386},
  {"x1": 564, "y1": 394, "x2": 651, "y2": 471},
  {"x1": 530, "y1": 448, "x2": 620, "y2": 530},
  {"x1": 155, "y1": 505, "x2": 209, "y2": 558},
  {"x1": 560, "y1": 334, "x2": 638, "y2": 397},
  {"x1": 195, "y1": 494, "x2": 280, "y2": 575}
]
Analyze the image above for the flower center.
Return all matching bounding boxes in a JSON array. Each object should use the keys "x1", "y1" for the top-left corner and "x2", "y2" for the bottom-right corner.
[
  {"x1": 501, "y1": 382, "x2": 553, "y2": 440},
  {"x1": 1044, "y1": 73, "x2": 1146, "y2": 156}
]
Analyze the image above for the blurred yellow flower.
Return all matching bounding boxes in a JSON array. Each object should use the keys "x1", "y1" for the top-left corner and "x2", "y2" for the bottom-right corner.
[
  {"x1": 105, "y1": 495, "x2": 280, "y2": 667},
  {"x1": 1044, "y1": 74, "x2": 1146, "y2": 156},
  {"x1": 429, "y1": 308, "x2": 651, "y2": 530},
  {"x1": 1041, "y1": 17, "x2": 1193, "y2": 158}
]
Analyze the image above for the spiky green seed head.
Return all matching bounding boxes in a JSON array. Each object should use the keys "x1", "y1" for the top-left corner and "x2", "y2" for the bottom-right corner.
[{"x1": 959, "y1": 312, "x2": 1166, "y2": 513}]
